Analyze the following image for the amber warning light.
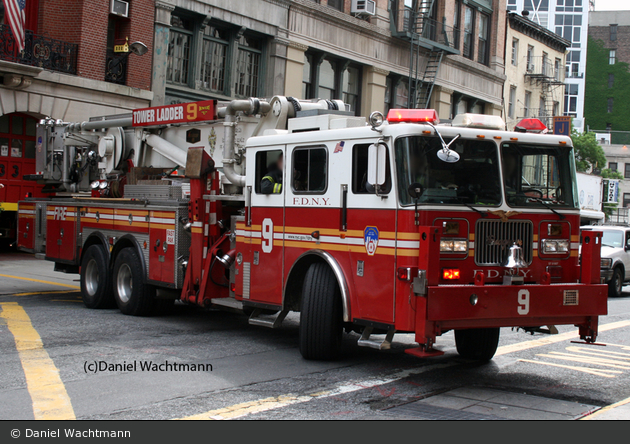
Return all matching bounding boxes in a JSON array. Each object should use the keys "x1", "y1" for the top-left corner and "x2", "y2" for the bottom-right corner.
[
  {"x1": 387, "y1": 109, "x2": 439, "y2": 125},
  {"x1": 443, "y1": 269, "x2": 461, "y2": 280},
  {"x1": 132, "y1": 100, "x2": 217, "y2": 127}
]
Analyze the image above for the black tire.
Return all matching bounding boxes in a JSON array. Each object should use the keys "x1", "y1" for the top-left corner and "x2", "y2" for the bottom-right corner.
[
  {"x1": 112, "y1": 247, "x2": 156, "y2": 316},
  {"x1": 455, "y1": 328, "x2": 500, "y2": 361},
  {"x1": 608, "y1": 267, "x2": 624, "y2": 298},
  {"x1": 80, "y1": 244, "x2": 115, "y2": 309},
  {"x1": 299, "y1": 263, "x2": 343, "y2": 361}
]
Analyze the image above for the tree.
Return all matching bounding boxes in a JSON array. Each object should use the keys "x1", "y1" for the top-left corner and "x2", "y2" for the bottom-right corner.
[{"x1": 571, "y1": 129, "x2": 607, "y2": 173}]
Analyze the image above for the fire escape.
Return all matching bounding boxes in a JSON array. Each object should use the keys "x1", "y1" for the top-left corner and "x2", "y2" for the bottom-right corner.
[
  {"x1": 390, "y1": 0, "x2": 459, "y2": 109},
  {"x1": 524, "y1": 56, "x2": 564, "y2": 127}
]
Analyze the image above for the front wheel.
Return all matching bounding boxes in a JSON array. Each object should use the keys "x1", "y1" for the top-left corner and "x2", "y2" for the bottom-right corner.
[
  {"x1": 113, "y1": 247, "x2": 156, "y2": 316},
  {"x1": 80, "y1": 244, "x2": 114, "y2": 309},
  {"x1": 299, "y1": 263, "x2": 343, "y2": 361},
  {"x1": 455, "y1": 328, "x2": 500, "y2": 361},
  {"x1": 608, "y1": 267, "x2": 624, "y2": 298}
]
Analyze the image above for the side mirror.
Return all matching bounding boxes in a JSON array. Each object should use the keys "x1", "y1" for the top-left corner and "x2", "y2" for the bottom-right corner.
[
  {"x1": 408, "y1": 183, "x2": 424, "y2": 200},
  {"x1": 368, "y1": 143, "x2": 387, "y2": 187}
]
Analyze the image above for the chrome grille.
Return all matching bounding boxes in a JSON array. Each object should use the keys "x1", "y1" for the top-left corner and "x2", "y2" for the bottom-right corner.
[{"x1": 475, "y1": 220, "x2": 534, "y2": 266}]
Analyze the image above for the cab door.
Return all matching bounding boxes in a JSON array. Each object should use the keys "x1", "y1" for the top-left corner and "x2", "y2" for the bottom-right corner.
[
  {"x1": 245, "y1": 146, "x2": 285, "y2": 306},
  {"x1": 345, "y1": 142, "x2": 397, "y2": 324}
]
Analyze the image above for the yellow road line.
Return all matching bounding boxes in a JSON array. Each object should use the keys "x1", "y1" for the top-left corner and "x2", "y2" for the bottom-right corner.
[
  {"x1": 495, "y1": 320, "x2": 630, "y2": 356},
  {"x1": 0, "y1": 302, "x2": 76, "y2": 420},
  {"x1": 517, "y1": 359, "x2": 620, "y2": 378},
  {"x1": 581, "y1": 395, "x2": 630, "y2": 420},
  {"x1": 0, "y1": 291, "x2": 80, "y2": 298},
  {"x1": 0, "y1": 274, "x2": 80, "y2": 290}
]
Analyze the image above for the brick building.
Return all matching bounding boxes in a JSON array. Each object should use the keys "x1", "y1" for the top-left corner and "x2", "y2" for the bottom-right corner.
[
  {"x1": 0, "y1": 0, "x2": 154, "y2": 218},
  {"x1": 585, "y1": 11, "x2": 630, "y2": 138},
  {"x1": 151, "y1": 0, "x2": 508, "y2": 120}
]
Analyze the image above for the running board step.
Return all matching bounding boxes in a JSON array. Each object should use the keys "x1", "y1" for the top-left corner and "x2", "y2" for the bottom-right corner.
[
  {"x1": 248, "y1": 309, "x2": 288, "y2": 329},
  {"x1": 357, "y1": 327, "x2": 395, "y2": 350}
]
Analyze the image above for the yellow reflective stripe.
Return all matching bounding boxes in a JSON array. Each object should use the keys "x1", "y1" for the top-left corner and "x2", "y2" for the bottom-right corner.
[
  {"x1": 262, "y1": 176, "x2": 275, "y2": 183},
  {"x1": 273, "y1": 183, "x2": 282, "y2": 193}
]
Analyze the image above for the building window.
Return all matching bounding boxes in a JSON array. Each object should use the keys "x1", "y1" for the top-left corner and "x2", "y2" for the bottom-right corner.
[
  {"x1": 566, "y1": 50, "x2": 581, "y2": 78},
  {"x1": 624, "y1": 193, "x2": 630, "y2": 208},
  {"x1": 555, "y1": 58, "x2": 561, "y2": 81},
  {"x1": 524, "y1": 91, "x2": 531, "y2": 117},
  {"x1": 511, "y1": 38, "x2": 519, "y2": 66},
  {"x1": 625, "y1": 164, "x2": 630, "y2": 179},
  {"x1": 310, "y1": 0, "x2": 344, "y2": 11},
  {"x1": 342, "y1": 66, "x2": 361, "y2": 113},
  {"x1": 303, "y1": 55, "x2": 312, "y2": 99},
  {"x1": 610, "y1": 24, "x2": 618, "y2": 41},
  {"x1": 610, "y1": 50, "x2": 616, "y2": 65},
  {"x1": 526, "y1": 45, "x2": 534, "y2": 72},
  {"x1": 477, "y1": 14, "x2": 489, "y2": 65},
  {"x1": 167, "y1": 15, "x2": 194, "y2": 86},
  {"x1": 463, "y1": 6, "x2": 474, "y2": 60},
  {"x1": 610, "y1": 162, "x2": 618, "y2": 172},
  {"x1": 235, "y1": 35, "x2": 263, "y2": 98},
  {"x1": 318, "y1": 59, "x2": 337, "y2": 101},
  {"x1": 385, "y1": 77, "x2": 410, "y2": 112},
  {"x1": 564, "y1": 84, "x2": 579, "y2": 117},
  {"x1": 507, "y1": 0, "x2": 517, "y2": 11},
  {"x1": 509, "y1": 86, "x2": 516, "y2": 119},
  {"x1": 609, "y1": 74, "x2": 615, "y2": 88},
  {"x1": 555, "y1": 14, "x2": 582, "y2": 49},
  {"x1": 453, "y1": 0, "x2": 461, "y2": 50},
  {"x1": 200, "y1": 26, "x2": 229, "y2": 94},
  {"x1": 608, "y1": 98, "x2": 614, "y2": 113}
]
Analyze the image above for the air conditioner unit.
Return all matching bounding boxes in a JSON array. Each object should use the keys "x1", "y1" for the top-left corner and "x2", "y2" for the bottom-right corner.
[
  {"x1": 351, "y1": 0, "x2": 376, "y2": 17},
  {"x1": 111, "y1": 0, "x2": 129, "y2": 18}
]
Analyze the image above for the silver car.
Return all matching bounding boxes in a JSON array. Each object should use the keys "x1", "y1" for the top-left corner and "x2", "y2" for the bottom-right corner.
[{"x1": 581, "y1": 226, "x2": 630, "y2": 297}]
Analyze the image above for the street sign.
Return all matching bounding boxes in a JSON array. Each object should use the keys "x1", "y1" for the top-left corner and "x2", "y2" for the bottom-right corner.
[
  {"x1": 604, "y1": 179, "x2": 620, "y2": 204},
  {"x1": 553, "y1": 116, "x2": 572, "y2": 136},
  {"x1": 132, "y1": 100, "x2": 217, "y2": 127}
]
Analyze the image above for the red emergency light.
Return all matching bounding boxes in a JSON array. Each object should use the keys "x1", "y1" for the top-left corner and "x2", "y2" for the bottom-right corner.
[
  {"x1": 387, "y1": 109, "x2": 439, "y2": 125},
  {"x1": 443, "y1": 269, "x2": 461, "y2": 280}
]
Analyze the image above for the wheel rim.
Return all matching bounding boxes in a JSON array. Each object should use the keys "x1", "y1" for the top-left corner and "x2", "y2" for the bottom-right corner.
[
  {"x1": 616, "y1": 271, "x2": 623, "y2": 293},
  {"x1": 84, "y1": 258, "x2": 100, "y2": 297},
  {"x1": 117, "y1": 263, "x2": 133, "y2": 303}
]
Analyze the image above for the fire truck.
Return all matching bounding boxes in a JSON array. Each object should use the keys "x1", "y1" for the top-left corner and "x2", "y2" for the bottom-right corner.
[{"x1": 17, "y1": 96, "x2": 607, "y2": 361}]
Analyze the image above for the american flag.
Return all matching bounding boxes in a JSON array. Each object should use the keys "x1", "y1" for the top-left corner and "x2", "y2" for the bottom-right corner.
[{"x1": 3, "y1": 0, "x2": 26, "y2": 52}]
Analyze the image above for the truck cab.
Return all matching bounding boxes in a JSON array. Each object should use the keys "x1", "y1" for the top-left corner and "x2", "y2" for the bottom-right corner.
[{"x1": 582, "y1": 225, "x2": 630, "y2": 297}]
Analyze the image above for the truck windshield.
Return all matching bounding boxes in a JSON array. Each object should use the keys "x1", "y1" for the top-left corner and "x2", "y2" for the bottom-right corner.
[
  {"x1": 502, "y1": 144, "x2": 578, "y2": 208},
  {"x1": 394, "y1": 136, "x2": 502, "y2": 206},
  {"x1": 601, "y1": 230, "x2": 624, "y2": 248}
]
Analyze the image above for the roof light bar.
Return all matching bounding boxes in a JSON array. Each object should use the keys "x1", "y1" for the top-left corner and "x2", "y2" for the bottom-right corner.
[
  {"x1": 387, "y1": 109, "x2": 439, "y2": 125},
  {"x1": 451, "y1": 113, "x2": 505, "y2": 131}
]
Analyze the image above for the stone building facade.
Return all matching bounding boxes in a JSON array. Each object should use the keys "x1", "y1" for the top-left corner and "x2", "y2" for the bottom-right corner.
[{"x1": 152, "y1": 0, "x2": 508, "y2": 119}]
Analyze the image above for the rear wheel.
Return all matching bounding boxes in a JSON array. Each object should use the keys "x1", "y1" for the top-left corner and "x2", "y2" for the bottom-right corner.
[
  {"x1": 299, "y1": 263, "x2": 343, "y2": 361},
  {"x1": 608, "y1": 267, "x2": 624, "y2": 298},
  {"x1": 80, "y1": 244, "x2": 114, "y2": 309},
  {"x1": 455, "y1": 328, "x2": 500, "y2": 361},
  {"x1": 113, "y1": 247, "x2": 156, "y2": 316}
]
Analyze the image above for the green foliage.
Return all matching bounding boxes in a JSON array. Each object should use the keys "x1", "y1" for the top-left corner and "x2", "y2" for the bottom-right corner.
[
  {"x1": 571, "y1": 129, "x2": 607, "y2": 172},
  {"x1": 600, "y1": 168, "x2": 624, "y2": 180},
  {"x1": 584, "y1": 36, "x2": 630, "y2": 132}
]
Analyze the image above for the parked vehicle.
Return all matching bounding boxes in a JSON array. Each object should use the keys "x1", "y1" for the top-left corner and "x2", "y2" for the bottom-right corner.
[{"x1": 582, "y1": 225, "x2": 630, "y2": 297}]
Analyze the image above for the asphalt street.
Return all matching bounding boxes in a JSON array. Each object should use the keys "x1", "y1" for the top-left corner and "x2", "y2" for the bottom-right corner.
[{"x1": 1, "y1": 250, "x2": 629, "y2": 420}]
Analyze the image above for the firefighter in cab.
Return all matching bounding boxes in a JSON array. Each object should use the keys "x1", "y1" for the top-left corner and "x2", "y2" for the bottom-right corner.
[{"x1": 261, "y1": 153, "x2": 283, "y2": 194}]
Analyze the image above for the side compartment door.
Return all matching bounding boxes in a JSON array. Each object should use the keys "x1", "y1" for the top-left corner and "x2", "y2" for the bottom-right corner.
[
  {"x1": 148, "y1": 210, "x2": 176, "y2": 285},
  {"x1": 245, "y1": 147, "x2": 285, "y2": 306}
]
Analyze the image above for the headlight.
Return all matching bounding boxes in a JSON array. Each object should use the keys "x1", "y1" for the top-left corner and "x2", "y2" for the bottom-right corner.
[
  {"x1": 90, "y1": 181, "x2": 101, "y2": 190},
  {"x1": 542, "y1": 239, "x2": 570, "y2": 254},
  {"x1": 601, "y1": 258, "x2": 613, "y2": 269},
  {"x1": 440, "y1": 239, "x2": 468, "y2": 253},
  {"x1": 99, "y1": 181, "x2": 109, "y2": 190}
]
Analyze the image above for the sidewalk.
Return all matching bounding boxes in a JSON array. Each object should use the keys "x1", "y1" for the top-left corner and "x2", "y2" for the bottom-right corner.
[{"x1": 583, "y1": 397, "x2": 630, "y2": 420}]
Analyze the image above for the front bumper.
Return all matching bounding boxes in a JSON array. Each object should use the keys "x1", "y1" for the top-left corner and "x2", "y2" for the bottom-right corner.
[
  {"x1": 425, "y1": 283, "x2": 608, "y2": 330},
  {"x1": 600, "y1": 269, "x2": 613, "y2": 283}
]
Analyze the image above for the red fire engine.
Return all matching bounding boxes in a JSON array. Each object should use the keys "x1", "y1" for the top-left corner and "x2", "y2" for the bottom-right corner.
[{"x1": 18, "y1": 96, "x2": 607, "y2": 361}]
